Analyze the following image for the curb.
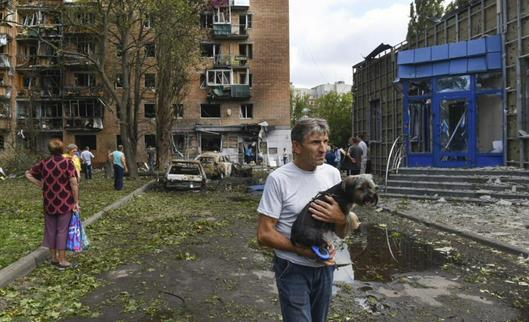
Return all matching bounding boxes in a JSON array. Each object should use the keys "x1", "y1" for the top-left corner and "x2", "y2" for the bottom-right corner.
[
  {"x1": 382, "y1": 207, "x2": 529, "y2": 258},
  {"x1": 0, "y1": 180, "x2": 156, "y2": 289}
]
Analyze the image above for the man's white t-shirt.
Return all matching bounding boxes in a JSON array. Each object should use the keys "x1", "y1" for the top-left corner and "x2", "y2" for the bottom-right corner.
[
  {"x1": 257, "y1": 162, "x2": 341, "y2": 267},
  {"x1": 359, "y1": 141, "x2": 368, "y2": 160}
]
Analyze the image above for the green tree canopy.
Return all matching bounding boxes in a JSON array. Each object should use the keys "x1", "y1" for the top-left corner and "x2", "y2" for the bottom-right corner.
[
  {"x1": 312, "y1": 92, "x2": 352, "y2": 148},
  {"x1": 407, "y1": 0, "x2": 445, "y2": 43}
]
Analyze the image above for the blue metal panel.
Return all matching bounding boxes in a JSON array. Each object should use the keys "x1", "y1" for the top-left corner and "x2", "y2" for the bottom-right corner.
[
  {"x1": 449, "y1": 58, "x2": 467, "y2": 74},
  {"x1": 399, "y1": 65, "x2": 416, "y2": 78},
  {"x1": 449, "y1": 41, "x2": 467, "y2": 58},
  {"x1": 408, "y1": 155, "x2": 434, "y2": 167},
  {"x1": 416, "y1": 64, "x2": 433, "y2": 78},
  {"x1": 431, "y1": 44, "x2": 449, "y2": 61},
  {"x1": 467, "y1": 57, "x2": 487, "y2": 72},
  {"x1": 467, "y1": 38, "x2": 487, "y2": 56},
  {"x1": 414, "y1": 47, "x2": 431, "y2": 63},
  {"x1": 486, "y1": 52, "x2": 502, "y2": 70},
  {"x1": 486, "y1": 35, "x2": 502, "y2": 52},
  {"x1": 432, "y1": 61, "x2": 450, "y2": 76},
  {"x1": 397, "y1": 50, "x2": 414, "y2": 64},
  {"x1": 476, "y1": 154, "x2": 503, "y2": 167}
]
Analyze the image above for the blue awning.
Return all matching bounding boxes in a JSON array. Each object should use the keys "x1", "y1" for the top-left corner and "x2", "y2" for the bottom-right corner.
[{"x1": 397, "y1": 35, "x2": 502, "y2": 79}]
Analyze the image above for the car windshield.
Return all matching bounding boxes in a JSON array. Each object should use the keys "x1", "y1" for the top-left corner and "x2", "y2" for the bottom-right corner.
[{"x1": 169, "y1": 164, "x2": 200, "y2": 175}]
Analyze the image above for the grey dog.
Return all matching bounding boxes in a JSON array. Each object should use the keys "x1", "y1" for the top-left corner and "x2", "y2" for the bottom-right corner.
[{"x1": 290, "y1": 174, "x2": 379, "y2": 252}]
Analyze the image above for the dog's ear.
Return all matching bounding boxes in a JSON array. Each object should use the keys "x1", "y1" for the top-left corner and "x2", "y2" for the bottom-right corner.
[{"x1": 341, "y1": 175, "x2": 359, "y2": 196}]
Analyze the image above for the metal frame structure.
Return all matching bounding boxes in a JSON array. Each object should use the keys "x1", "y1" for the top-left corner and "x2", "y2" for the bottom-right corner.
[{"x1": 352, "y1": 0, "x2": 529, "y2": 173}]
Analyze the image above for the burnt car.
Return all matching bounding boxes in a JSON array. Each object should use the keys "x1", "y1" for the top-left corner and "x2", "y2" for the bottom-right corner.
[
  {"x1": 163, "y1": 160, "x2": 207, "y2": 190},
  {"x1": 194, "y1": 152, "x2": 232, "y2": 179}
]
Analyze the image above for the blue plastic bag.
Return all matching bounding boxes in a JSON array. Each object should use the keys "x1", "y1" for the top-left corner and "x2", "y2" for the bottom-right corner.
[{"x1": 66, "y1": 211, "x2": 82, "y2": 252}]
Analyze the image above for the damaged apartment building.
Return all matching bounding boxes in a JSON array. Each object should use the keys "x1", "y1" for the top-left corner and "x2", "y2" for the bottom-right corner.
[
  {"x1": 0, "y1": 0, "x2": 291, "y2": 166},
  {"x1": 174, "y1": 0, "x2": 290, "y2": 165},
  {"x1": 353, "y1": 0, "x2": 529, "y2": 174}
]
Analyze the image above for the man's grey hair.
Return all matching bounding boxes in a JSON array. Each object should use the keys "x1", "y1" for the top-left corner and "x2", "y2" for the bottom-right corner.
[{"x1": 291, "y1": 118, "x2": 330, "y2": 144}]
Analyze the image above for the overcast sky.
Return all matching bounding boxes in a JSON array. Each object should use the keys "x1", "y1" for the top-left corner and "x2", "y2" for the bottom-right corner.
[{"x1": 290, "y1": 0, "x2": 412, "y2": 88}]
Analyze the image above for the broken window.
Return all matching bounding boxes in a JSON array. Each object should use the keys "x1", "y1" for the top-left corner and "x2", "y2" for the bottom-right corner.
[
  {"x1": 408, "y1": 79, "x2": 432, "y2": 96},
  {"x1": 75, "y1": 135, "x2": 97, "y2": 150},
  {"x1": 437, "y1": 75, "x2": 470, "y2": 93},
  {"x1": 369, "y1": 99, "x2": 382, "y2": 142},
  {"x1": 145, "y1": 134, "x2": 156, "y2": 147},
  {"x1": 201, "y1": 133, "x2": 221, "y2": 152},
  {"x1": 201, "y1": 104, "x2": 221, "y2": 118},
  {"x1": 116, "y1": 74, "x2": 123, "y2": 88},
  {"x1": 240, "y1": 104, "x2": 253, "y2": 118},
  {"x1": 201, "y1": 43, "x2": 220, "y2": 57},
  {"x1": 0, "y1": 101, "x2": 9, "y2": 118},
  {"x1": 74, "y1": 73, "x2": 95, "y2": 87},
  {"x1": 200, "y1": 13, "x2": 214, "y2": 28},
  {"x1": 440, "y1": 98, "x2": 468, "y2": 153},
  {"x1": 77, "y1": 40, "x2": 94, "y2": 55},
  {"x1": 145, "y1": 43, "x2": 155, "y2": 57},
  {"x1": 476, "y1": 72, "x2": 501, "y2": 90},
  {"x1": 207, "y1": 70, "x2": 231, "y2": 85},
  {"x1": 213, "y1": 7, "x2": 231, "y2": 24},
  {"x1": 408, "y1": 99, "x2": 432, "y2": 153},
  {"x1": 200, "y1": 74, "x2": 206, "y2": 89},
  {"x1": 477, "y1": 95, "x2": 502, "y2": 153},
  {"x1": 239, "y1": 14, "x2": 252, "y2": 35},
  {"x1": 144, "y1": 103, "x2": 155, "y2": 118},
  {"x1": 143, "y1": 15, "x2": 153, "y2": 28},
  {"x1": 174, "y1": 104, "x2": 184, "y2": 119},
  {"x1": 145, "y1": 74, "x2": 156, "y2": 88},
  {"x1": 239, "y1": 43, "x2": 253, "y2": 59}
]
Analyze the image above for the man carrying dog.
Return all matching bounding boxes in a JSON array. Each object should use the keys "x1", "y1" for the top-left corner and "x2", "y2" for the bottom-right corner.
[{"x1": 257, "y1": 118, "x2": 360, "y2": 322}]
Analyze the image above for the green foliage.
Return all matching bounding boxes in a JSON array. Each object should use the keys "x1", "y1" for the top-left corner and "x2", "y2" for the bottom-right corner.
[
  {"x1": 0, "y1": 175, "x2": 151, "y2": 269},
  {"x1": 0, "y1": 189, "x2": 261, "y2": 320},
  {"x1": 0, "y1": 145, "x2": 45, "y2": 175},
  {"x1": 290, "y1": 92, "x2": 312, "y2": 126},
  {"x1": 312, "y1": 92, "x2": 353, "y2": 147},
  {"x1": 407, "y1": 0, "x2": 445, "y2": 42},
  {"x1": 445, "y1": 0, "x2": 473, "y2": 14}
]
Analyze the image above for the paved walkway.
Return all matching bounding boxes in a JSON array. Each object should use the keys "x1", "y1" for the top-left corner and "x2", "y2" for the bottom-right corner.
[{"x1": 380, "y1": 197, "x2": 529, "y2": 254}]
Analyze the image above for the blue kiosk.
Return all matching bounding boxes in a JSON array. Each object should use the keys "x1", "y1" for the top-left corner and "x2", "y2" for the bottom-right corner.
[{"x1": 397, "y1": 35, "x2": 504, "y2": 168}]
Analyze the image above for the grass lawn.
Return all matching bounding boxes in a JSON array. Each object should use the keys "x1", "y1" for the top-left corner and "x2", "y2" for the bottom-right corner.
[
  {"x1": 0, "y1": 173, "x2": 151, "y2": 269},
  {"x1": 0, "y1": 189, "x2": 260, "y2": 321}
]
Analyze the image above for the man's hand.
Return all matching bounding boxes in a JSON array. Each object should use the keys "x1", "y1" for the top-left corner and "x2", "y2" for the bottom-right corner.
[
  {"x1": 309, "y1": 195, "x2": 346, "y2": 225},
  {"x1": 321, "y1": 242, "x2": 336, "y2": 266}
]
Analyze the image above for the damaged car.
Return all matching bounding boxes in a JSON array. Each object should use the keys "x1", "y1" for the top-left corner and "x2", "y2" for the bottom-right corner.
[
  {"x1": 163, "y1": 160, "x2": 207, "y2": 190},
  {"x1": 194, "y1": 152, "x2": 232, "y2": 179}
]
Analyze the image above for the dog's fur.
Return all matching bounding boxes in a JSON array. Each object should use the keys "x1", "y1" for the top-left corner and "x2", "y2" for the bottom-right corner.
[{"x1": 290, "y1": 174, "x2": 379, "y2": 250}]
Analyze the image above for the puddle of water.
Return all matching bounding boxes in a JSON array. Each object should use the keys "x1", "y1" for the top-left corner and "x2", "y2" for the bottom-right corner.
[{"x1": 347, "y1": 224, "x2": 447, "y2": 282}]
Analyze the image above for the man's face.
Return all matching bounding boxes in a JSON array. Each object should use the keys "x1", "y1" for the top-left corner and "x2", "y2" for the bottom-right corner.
[{"x1": 293, "y1": 131, "x2": 329, "y2": 169}]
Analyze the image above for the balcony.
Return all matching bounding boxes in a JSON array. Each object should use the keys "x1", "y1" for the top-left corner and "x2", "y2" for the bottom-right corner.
[
  {"x1": 230, "y1": 0, "x2": 250, "y2": 9},
  {"x1": 0, "y1": 87, "x2": 11, "y2": 98},
  {"x1": 63, "y1": 86, "x2": 100, "y2": 97},
  {"x1": 17, "y1": 117, "x2": 62, "y2": 131},
  {"x1": 212, "y1": 23, "x2": 248, "y2": 40},
  {"x1": 213, "y1": 54, "x2": 249, "y2": 68},
  {"x1": 16, "y1": 55, "x2": 60, "y2": 68},
  {"x1": 0, "y1": 54, "x2": 10, "y2": 69},
  {"x1": 64, "y1": 117, "x2": 103, "y2": 131},
  {"x1": 207, "y1": 84, "x2": 251, "y2": 101}
]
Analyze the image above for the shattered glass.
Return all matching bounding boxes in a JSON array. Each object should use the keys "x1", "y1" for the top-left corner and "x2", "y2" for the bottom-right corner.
[{"x1": 440, "y1": 99, "x2": 468, "y2": 153}]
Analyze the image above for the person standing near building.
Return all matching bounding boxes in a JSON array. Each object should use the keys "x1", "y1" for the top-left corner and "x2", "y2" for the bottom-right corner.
[
  {"x1": 257, "y1": 118, "x2": 360, "y2": 322},
  {"x1": 334, "y1": 145, "x2": 342, "y2": 169},
  {"x1": 63, "y1": 144, "x2": 81, "y2": 180},
  {"x1": 358, "y1": 134, "x2": 369, "y2": 174},
  {"x1": 80, "y1": 146, "x2": 95, "y2": 180},
  {"x1": 109, "y1": 145, "x2": 128, "y2": 190},
  {"x1": 146, "y1": 145, "x2": 156, "y2": 174},
  {"x1": 346, "y1": 138, "x2": 363, "y2": 176},
  {"x1": 282, "y1": 147, "x2": 288, "y2": 165},
  {"x1": 25, "y1": 138, "x2": 79, "y2": 269}
]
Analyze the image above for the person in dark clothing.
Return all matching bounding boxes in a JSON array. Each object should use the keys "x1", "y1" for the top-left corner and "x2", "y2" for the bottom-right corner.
[
  {"x1": 345, "y1": 137, "x2": 363, "y2": 176},
  {"x1": 325, "y1": 145, "x2": 337, "y2": 167}
]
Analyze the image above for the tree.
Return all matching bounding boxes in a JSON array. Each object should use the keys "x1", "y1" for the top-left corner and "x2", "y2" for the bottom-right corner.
[
  {"x1": 151, "y1": 0, "x2": 203, "y2": 169},
  {"x1": 312, "y1": 92, "x2": 352, "y2": 148},
  {"x1": 406, "y1": 0, "x2": 445, "y2": 43},
  {"x1": 290, "y1": 92, "x2": 312, "y2": 126},
  {"x1": 445, "y1": 0, "x2": 472, "y2": 15}
]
